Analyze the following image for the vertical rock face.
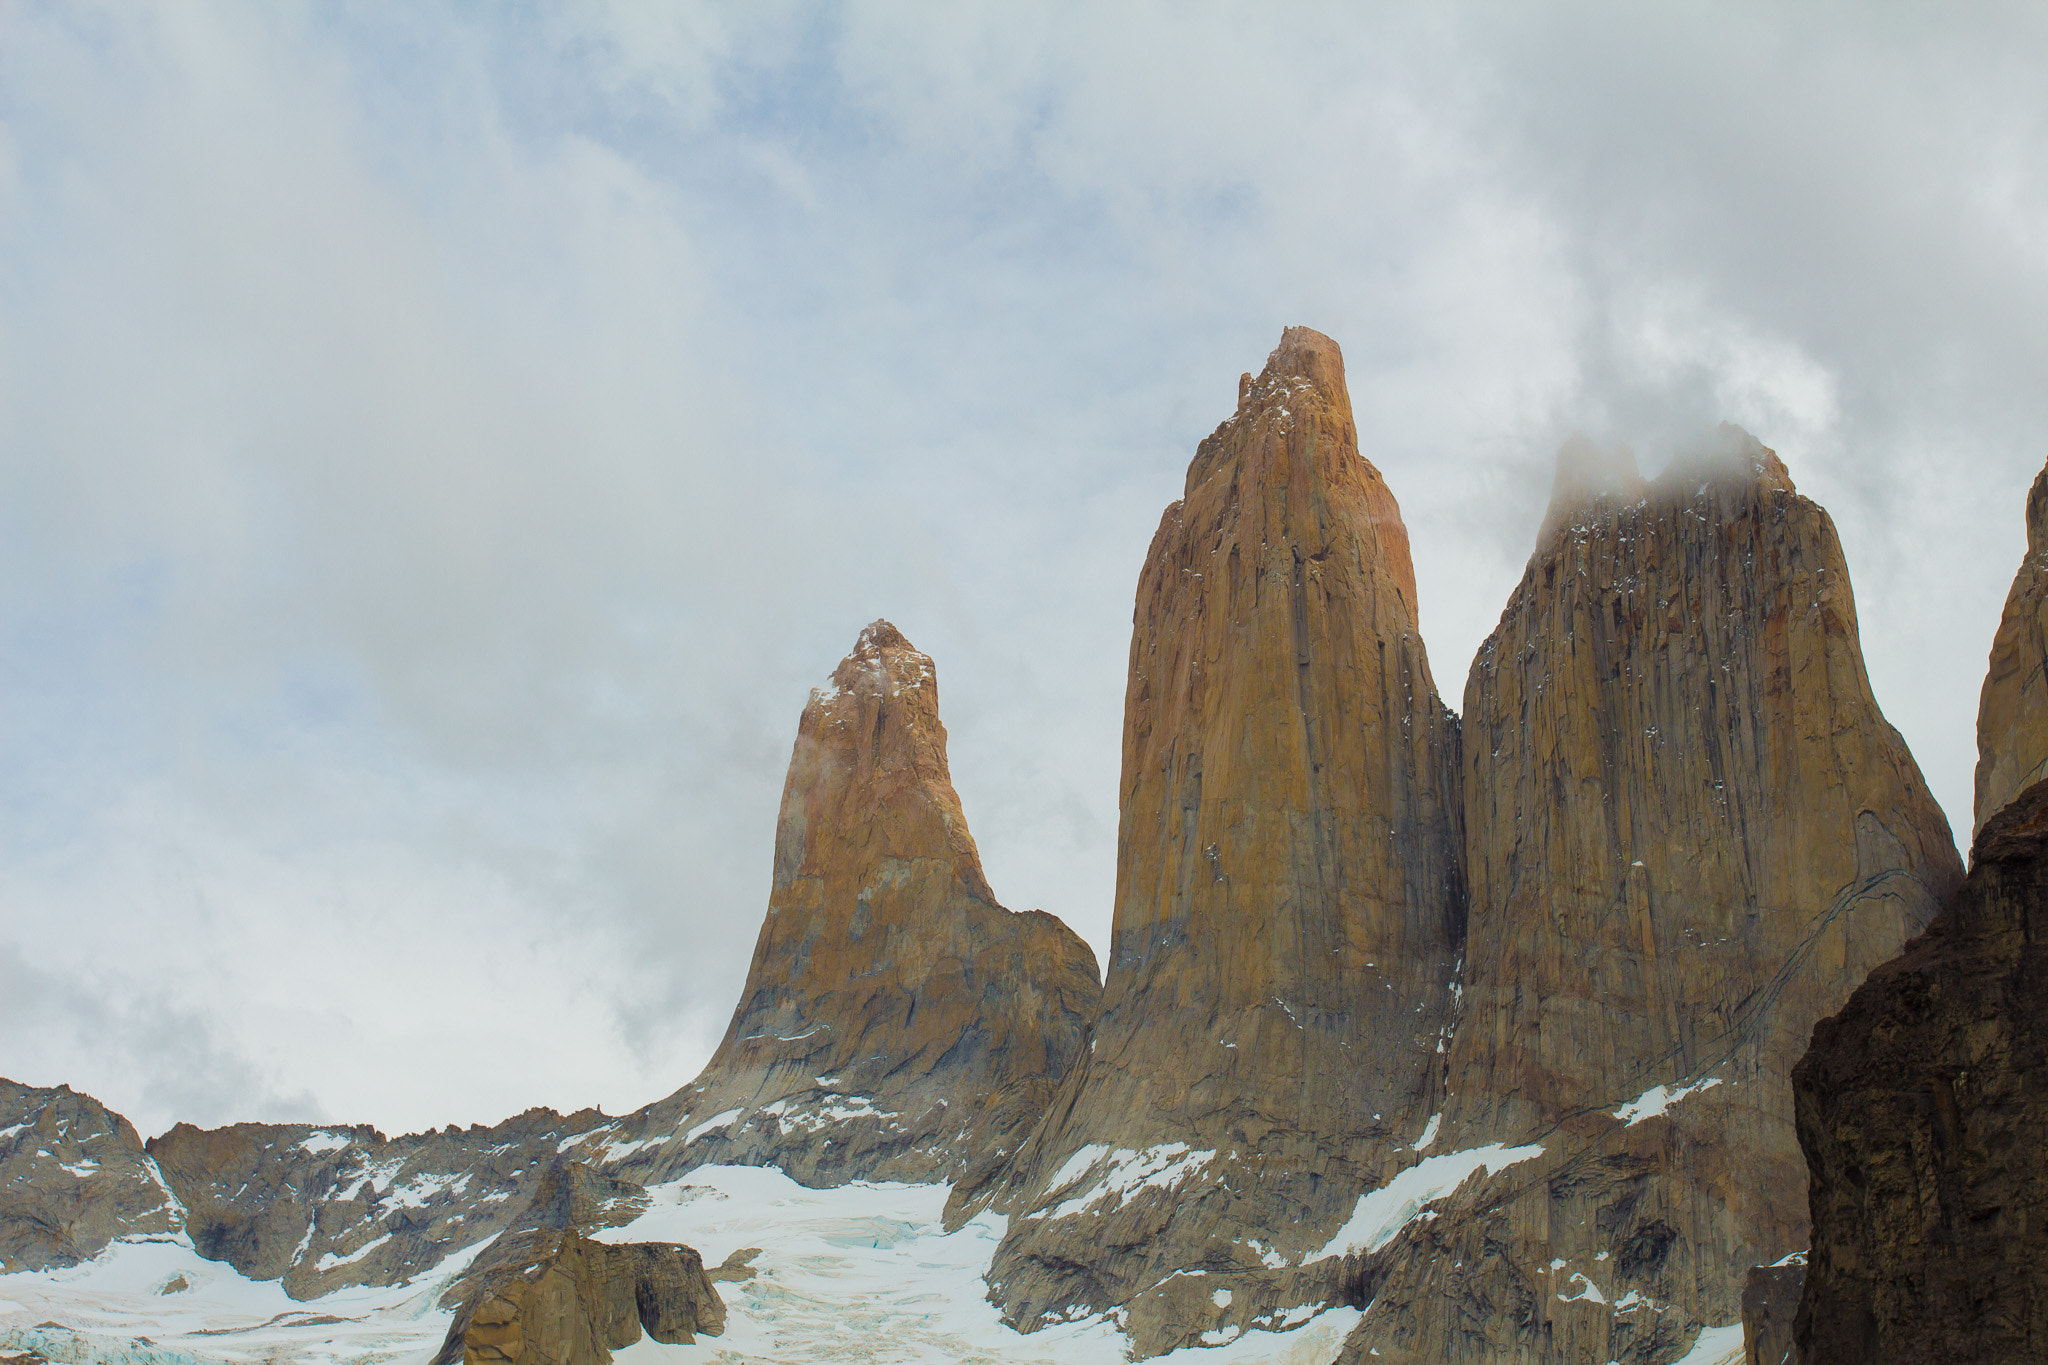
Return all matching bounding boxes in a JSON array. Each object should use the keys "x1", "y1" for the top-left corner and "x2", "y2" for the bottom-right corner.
[
  {"x1": 972, "y1": 327, "x2": 1466, "y2": 1350},
  {"x1": 1794, "y1": 780, "x2": 2048, "y2": 1364},
  {"x1": 0, "y1": 1079, "x2": 182, "y2": 1271},
  {"x1": 1333, "y1": 431, "x2": 1961, "y2": 1364},
  {"x1": 1448, "y1": 428, "x2": 1958, "y2": 1142},
  {"x1": 1974, "y1": 456, "x2": 2048, "y2": 837},
  {"x1": 611, "y1": 621, "x2": 1103, "y2": 1188}
]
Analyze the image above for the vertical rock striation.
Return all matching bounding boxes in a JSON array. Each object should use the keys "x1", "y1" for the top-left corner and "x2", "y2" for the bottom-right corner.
[
  {"x1": 970, "y1": 327, "x2": 1467, "y2": 1353},
  {"x1": 1333, "y1": 429, "x2": 1960, "y2": 1364},
  {"x1": 610, "y1": 621, "x2": 1103, "y2": 1189},
  {"x1": 1974, "y1": 456, "x2": 2048, "y2": 838},
  {"x1": 1794, "y1": 462, "x2": 2048, "y2": 1363}
]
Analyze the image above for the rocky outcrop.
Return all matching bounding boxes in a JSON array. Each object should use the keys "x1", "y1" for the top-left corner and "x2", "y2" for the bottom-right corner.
[
  {"x1": 967, "y1": 327, "x2": 1467, "y2": 1351},
  {"x1": 601, "y1": 620, "x2": 1102, "y2": 1189},
  {"x1": 148, "y1": 1105, "x2": 609, "y2": 1299},
  {"x1": 1794, "y1": 778, "x2": 2048, "y2": 1362},
  {"x1": 1974, "y1": 457, "x2": 2048, "y2": 837},
  {"x1": 1329, "y1": 431, "x2": 1960, "y2": 1363},
  {"x1": 432, "y1": 1160, "x2": 723, "y2": 1365},
  {"x1": 432, "y1": 1231, "x2": 723, "y2": 1365},
  {"x1": 1743, "y1": 1257, "x2": 1803, "y2": 1365},
  {"x1": 0, "y1": 1080, "x2": 182, "y2": 1271}
]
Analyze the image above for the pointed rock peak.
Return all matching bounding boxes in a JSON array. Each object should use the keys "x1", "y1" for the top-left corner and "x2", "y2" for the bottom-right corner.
[
  {"x1": 1233, "y1": 324, "x2": 1349, "y2": 417},
  {"x1": 819, "y1": 619, "x2": 933, "y2": 704},
  {"x1": 1540, "y1": 435, "x2": 1645, "y2": 539},
  {"x1": 851, "y1": 618, "x2": 911, "y2": 657},
  {"x1": 1974, "y1": 455, "x2": 2048, "y2": 837},
  {"x1": 2024, "y1": 455, "x2": 2048, "y2": 555},
  {"x1": 1656, "y1": 422, "x2": 1796, "y2": 495}
]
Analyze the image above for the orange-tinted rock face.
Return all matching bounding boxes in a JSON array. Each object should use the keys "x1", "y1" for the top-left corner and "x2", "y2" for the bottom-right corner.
[
  {"x1": 609, "y1": 621, "x2": 1102, "y2": 1188},
  {"x1": 969, "y1": 328, "x2": 1466, "y2": 1349},
  {"x1": 1330, "y1": 431, "x2": 1962, "y2": 1365},
  {"x1": 1444, "y1": 429, "x2": 1960, "y2": 1146},
  {"x1": 1974, "y1": 457, "x2": 2048, "y2": 837}
]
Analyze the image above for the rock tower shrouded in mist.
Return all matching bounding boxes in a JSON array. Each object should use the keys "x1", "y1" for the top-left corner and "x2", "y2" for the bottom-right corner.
[
  {"x1": 608, "y1": 620, "x2": 1103, "y2": 1189},
  {"x1": 1335, "y1": 430, "x2": 1960, "y2": 1364},
  {"x1": 968, "y1": 327, "x2": 1467, "y2": 1352}
]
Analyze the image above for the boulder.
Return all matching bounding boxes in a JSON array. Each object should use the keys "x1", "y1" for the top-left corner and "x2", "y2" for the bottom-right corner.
[{"x1": 431, "y1": 1228, "x2": 723, "y2": 1365}]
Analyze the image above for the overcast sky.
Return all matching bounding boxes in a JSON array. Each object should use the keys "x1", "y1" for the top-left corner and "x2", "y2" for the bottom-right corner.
[{"x1": 2, "y1": 2, "x2": 2044, "y2": 1139}]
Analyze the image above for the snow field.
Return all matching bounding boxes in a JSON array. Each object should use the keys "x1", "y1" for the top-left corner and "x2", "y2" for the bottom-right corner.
[{"x1": 0, "y1": 1165, "x2": 1363, "y2": 1365}]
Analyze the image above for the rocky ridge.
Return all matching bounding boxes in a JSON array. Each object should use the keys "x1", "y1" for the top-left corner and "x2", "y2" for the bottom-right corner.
[
  {"x1": 962, "y1": 327, "x2": 1467, "y2": 1354},
  {"x1": 0, "y1": 1080, "x2": 181, "y2": 1273},
  {"x1": 146, "y1": 1106, "x2": 611, "y2": 1299}
]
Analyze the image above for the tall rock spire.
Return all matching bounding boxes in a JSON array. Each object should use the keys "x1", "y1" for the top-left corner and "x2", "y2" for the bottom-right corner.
[
  {"x1": 967, "y1": 327, "x2": 1466, "y2": 1353},
  {"x1": 612, "y1": 620, "x2": 1103, "y2": 1187},
  {"x1": 1335, "y1": 428, "x2": 1963, "y2": 1364},
  {"x1": 1974, "y1": 456, "x2": 2048, "y2": 838}
]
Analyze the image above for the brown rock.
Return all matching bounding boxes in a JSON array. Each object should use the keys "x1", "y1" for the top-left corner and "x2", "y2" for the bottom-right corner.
[
  {"x1": 1743, "y1": 1258, "x2": 1803, "y2": 1365},
  {"x1": 431, "y1": 1228, "x2": 723, "y2": 1365},
  {"x1": 1333, "y1": 429, "x2": 1961, "y2": 1364},
  {"x1": 1445, "y1": 427, "x2": 1958, "y2": 1146},
  {"x1": 1974, "y1": 456, "x2": 2048, "y2": 837},
  {"x1": 1793, "y1": 778, "x2": 2048, "y2": 1362},
  {"x1": 968, "y1": 327, "x2": 1466, "y2": 1349},
  {"x1": 0, "y1": 1079, "x2": 182, "y2": 1272},
  {"x1": 433, "y1": 1160, "x2": 723, "y2": 1364},
  {"x1": 609, "y1": 620, "x2": 1103, "y2": 1189}
]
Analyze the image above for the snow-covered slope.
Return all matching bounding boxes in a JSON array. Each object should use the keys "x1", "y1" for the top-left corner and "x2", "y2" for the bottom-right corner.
[{"x1": 0, "y1": 1166, "x2": 1361, "y2": 1365}]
